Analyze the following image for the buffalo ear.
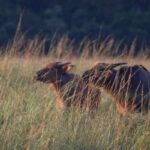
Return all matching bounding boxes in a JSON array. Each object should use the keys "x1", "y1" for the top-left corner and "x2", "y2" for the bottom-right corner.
[
  {"x1": 59, "y1": 64, "x2": 75, "y2": 72},
  {"x1": 109, "y1": 62, "x2": 127, "y2": 69},
  {"x1": 139, "y1": 65, "x2": 149, "y2": 71}
]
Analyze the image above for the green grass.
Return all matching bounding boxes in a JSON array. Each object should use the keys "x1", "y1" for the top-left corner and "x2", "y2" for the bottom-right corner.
[{"x1": 0, "y1": 56, "x2": 150, "y2": 150}]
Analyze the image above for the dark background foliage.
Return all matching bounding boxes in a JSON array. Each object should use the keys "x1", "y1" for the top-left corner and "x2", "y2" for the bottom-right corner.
[{"x1": 0, "y1": 0, "x2": 150, "y2": 53}]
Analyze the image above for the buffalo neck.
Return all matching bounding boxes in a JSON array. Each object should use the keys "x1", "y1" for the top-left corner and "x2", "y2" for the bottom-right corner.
[
  {"x1": 55, "y1": 73, "x2": 75, "y2": 90},
  {"x1": 103, "y1": 71, "x2": 117, "y2": 94}
]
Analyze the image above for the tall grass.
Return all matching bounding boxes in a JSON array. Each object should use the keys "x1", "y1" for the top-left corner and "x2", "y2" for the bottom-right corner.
[{"x1": 0, "y1": 34, "x2": 150, "y2": 150}]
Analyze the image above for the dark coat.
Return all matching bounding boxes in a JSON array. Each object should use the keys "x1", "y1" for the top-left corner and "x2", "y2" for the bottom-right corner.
[{"x1": 82, "y1": 62, "x2": 150, "y2": 115}]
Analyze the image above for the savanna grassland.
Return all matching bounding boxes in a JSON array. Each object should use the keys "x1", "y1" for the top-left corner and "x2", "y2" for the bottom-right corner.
[{"x1": 0, "y1": 35, "x2": 150, "y2": 150}]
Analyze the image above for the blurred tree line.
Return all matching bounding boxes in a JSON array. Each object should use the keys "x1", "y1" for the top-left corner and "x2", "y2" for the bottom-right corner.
[{"x1": 0, "y1": 0, "x2": 150, "y2": 52}]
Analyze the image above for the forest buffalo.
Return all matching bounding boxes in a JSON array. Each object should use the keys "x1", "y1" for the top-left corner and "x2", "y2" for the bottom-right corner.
[
  {"x1": 82, "y1": 62, "x2": 150, "y2": 115},
  {"x1": 34, "y1": 62, "x2": 100, "y2": 111}
]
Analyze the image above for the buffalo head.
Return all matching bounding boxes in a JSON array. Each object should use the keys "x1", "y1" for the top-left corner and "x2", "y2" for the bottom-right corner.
[
  {"x1": 82, "y1": 62, "x2": 126, "y2": 86},
  {"x1": 34, "y1": 62, "x2": 74, "y2": 84}
]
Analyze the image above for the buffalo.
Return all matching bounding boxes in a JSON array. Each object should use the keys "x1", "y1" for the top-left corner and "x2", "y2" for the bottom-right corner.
[
  {"x1": 82, "y1": 62, "x2": 150, "y2": 115},
  {"x1": 34, "y1": 62, "x2": 100, "y2": 111}
]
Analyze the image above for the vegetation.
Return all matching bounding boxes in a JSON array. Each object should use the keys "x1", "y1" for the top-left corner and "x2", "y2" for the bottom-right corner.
[
  {"x1": 1, "y1": 0, "x2": 150, "y2": 52},
  {"x1": 0, "y1": 36, "x2": 150, "y2": 149}
]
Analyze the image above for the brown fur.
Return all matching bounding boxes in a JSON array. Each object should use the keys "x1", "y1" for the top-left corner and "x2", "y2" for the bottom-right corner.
[{"x1": 34, "y1": 62, "x2": 101, "y2": 111}]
